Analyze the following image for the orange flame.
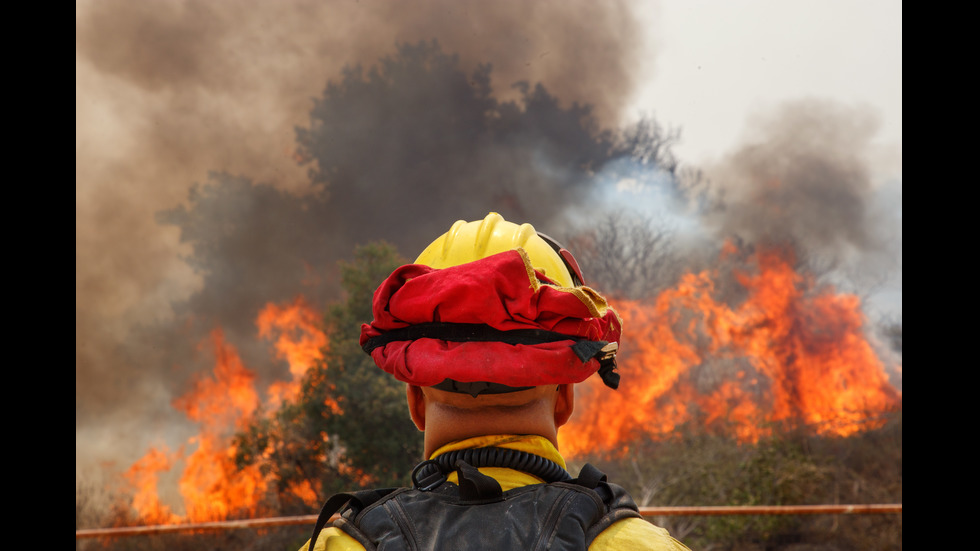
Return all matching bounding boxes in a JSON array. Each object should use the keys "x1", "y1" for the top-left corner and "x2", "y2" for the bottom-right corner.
[
  {"x1": 560, "y1": 242, "x2": 901, "y2": 456},
  {"x1": 257, "y1": 296, "x2": 329, "y2": 406},
  {"x1": 120, "y1": 446, "x2": 180, "y2": 526},
  {"x1": 124, "y1": 297, "x2": 330, "y2": 524},
  {"x1": 172, "y1": 328, "x2": 267, "y2": 522}
]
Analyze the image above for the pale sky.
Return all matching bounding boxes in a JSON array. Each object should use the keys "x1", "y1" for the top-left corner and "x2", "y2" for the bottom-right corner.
[{"x1": 628, "y1": 0, "x2": 902, "y2": 176}]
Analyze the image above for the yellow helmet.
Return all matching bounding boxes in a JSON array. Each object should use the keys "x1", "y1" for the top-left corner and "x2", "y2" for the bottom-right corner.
[{"x1": 415, "y1": 212, "x2": 585, "y2": 287}]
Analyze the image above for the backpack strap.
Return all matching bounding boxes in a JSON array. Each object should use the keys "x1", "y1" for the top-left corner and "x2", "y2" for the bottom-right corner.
[
  {"x1": 569, "y1": 463, "x2": 644, "y2": 546},
  {"x1": 573, "y1": 462, "x2": 607, "y2": 489},
  {"x1": 307, "y1": 488, "x2": 394, "y2": 551}
]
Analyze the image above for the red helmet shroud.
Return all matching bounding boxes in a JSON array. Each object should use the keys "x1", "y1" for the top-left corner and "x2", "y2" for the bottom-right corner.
[{"x1": 359, "y1": 249, "x2": 622, "y2": 389}]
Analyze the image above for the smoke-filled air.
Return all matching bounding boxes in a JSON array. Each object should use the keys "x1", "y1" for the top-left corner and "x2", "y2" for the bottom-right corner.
[{"x1": 76, "y1": 0, "x2": 901, "y2": 532}]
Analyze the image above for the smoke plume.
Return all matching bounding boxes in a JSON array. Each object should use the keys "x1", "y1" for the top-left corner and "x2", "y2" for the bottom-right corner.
[
  {"x1": 681, "y1": 98, "x2": 902, "y2": 301},
  {"x1": 76, "y1": 0, "x2": 647, "y2": 479}
]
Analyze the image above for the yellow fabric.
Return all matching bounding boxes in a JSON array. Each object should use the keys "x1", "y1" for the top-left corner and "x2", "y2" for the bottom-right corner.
[
  {"x1": 432, "y1": 434, "x2": 565, "y2": 491},
  {"x1": 300, "y1": 435, "x2": 691, "y2": 551},
  {"x1": 306, "y1": 528, "x2": 362, "y2": 551}
]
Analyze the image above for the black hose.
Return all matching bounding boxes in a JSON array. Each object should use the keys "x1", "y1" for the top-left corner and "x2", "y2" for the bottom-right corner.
[{"x1": 412, "y1": 446, "x2": 572, "y2": 490}]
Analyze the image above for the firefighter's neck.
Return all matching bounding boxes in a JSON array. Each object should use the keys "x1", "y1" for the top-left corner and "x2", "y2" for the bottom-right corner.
[{"x1": 407, "y1": 384, "x2": 574, "y2": 459}]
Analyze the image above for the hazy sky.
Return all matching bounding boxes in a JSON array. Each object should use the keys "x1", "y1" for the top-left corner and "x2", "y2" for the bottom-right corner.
[{"x1": 626, "y1": 1, "x2": 902, "y2": 173}]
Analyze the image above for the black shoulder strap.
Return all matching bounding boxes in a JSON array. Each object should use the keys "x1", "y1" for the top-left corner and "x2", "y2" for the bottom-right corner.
[
  {"x1": 573, "y1": 462, "x2": 607, "y2": 489},
  {"x1": 570, "y1": 463, "x2": 645, "y2": 546},
  {"x1": 307, "y1": 488, "x2": 394, "y2": 551}
]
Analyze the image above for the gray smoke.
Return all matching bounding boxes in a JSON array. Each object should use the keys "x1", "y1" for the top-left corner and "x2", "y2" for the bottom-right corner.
[
  {"x1": 76, "y1": 0, "x2": 648, "y2": 482},
  {"x1": 675, "y1": 98, "x2": 901, "y2": 298}
]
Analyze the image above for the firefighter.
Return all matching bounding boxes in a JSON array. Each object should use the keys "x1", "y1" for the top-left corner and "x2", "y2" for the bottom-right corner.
[{"x1": 302, "y1": 212, "x2": 691, "y2": 550}]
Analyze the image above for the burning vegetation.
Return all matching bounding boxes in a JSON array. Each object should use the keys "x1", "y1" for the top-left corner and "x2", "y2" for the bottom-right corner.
[
  {"x1": 562, "y1": 241, "x2": 900, "y2": 456},
  {"x1": 112, "y1": 235, "x2": 900, "y2": 530}
]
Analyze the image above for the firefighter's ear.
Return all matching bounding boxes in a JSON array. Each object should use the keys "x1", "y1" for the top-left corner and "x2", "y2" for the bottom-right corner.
[
  {"x1": 407, "y1": 384, "x2": 426, "y2": 431},
  {"x1": 553, "y1": 384, "x2": 574, "y2": 428}
]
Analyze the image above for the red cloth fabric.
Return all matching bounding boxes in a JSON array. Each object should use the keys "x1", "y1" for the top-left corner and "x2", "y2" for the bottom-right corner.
[{"x1": 359, "y1": 249, "x2": 622, "y2": 387}]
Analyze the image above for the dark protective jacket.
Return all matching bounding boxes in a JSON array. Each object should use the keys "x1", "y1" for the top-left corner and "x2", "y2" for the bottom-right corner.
[
  {"x1": 309, "y1": 456, "x2": 641, "y2": 551},
  {"x1": 300, "y1": 435, "x2": 692, "y2": 551}
]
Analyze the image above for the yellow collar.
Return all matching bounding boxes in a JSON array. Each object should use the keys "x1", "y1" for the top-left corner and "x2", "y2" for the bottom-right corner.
[{"x1": 430, "y1": 434, "x2": 568, "y2": 492}]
